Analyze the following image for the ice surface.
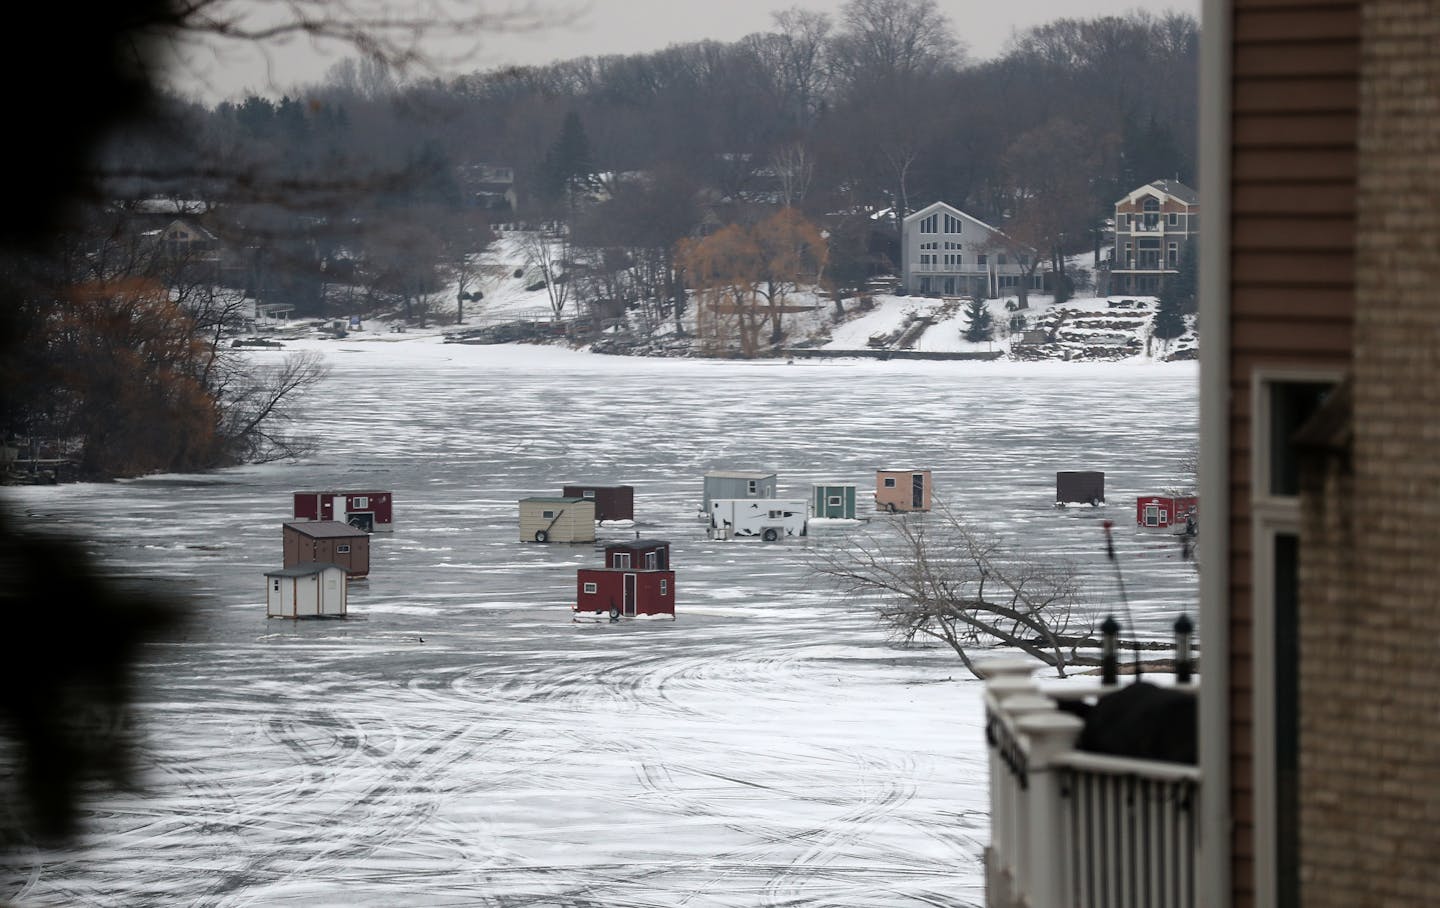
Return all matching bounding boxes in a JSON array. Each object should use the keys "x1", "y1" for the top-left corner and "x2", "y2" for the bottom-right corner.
[{"x1": 1, "y1": 341, "x2": 1197, "y2": 906}]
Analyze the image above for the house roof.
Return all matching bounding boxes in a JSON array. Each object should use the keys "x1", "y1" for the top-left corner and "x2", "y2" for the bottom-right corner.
[
  {"x1": 902, "y1": 201, "x2": 1007, "y2": 236},
  {"x1": 520, "y1": 496, "x2": 588, "y2": 504},
  {"x1": 705, "y1": 471, "x2": 776, "y2": 480},
  {"x1": 265, "y1": 562, "x2": 348, "y2": 578},
  {"x1": 607, "y1": 539, "x2": 670, "y2": 551},
  {"x1": 564, "y1": 483, "x2": 632, "y2": 490},
  {"x1": 878, "y1": 468, "x2": 930, "y2": 474},
  {"x1": 1119, "y1": 179, "x2": 1199, "y2": 206},
  {"x1": 283, "y1": 520, "x2": 367, "y2": 538}
]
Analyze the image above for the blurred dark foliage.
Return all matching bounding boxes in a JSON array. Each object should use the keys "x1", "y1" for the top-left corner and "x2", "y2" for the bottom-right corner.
[{"x1": 0, "y1": 0, "x2": 186, "y2": 846}]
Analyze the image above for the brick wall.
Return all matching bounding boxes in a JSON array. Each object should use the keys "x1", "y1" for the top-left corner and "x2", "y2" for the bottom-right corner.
[{"x1": 1299, "y1": 0, "x2": 1440, "y2": 903}]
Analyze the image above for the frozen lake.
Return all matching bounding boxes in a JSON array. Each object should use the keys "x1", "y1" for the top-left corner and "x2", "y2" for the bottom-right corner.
[{"x1": 2, "y1": 342, "x2": 1198, "y2": 906}]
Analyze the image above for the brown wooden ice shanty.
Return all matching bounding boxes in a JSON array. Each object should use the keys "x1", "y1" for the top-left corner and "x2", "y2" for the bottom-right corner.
[
  {"x1": 561, "y1": 484, "x2": 635, "y2": 522},
  {"x1": 282, "y1": 520, "x2": 370, "y2": 578}
]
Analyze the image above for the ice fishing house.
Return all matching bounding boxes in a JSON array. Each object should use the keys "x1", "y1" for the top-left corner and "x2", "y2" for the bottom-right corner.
[
  {"x1": 875, "y1": 469, "x2": 932, "y2": 513},
  {"x1": 282, "y1": 520, "x2": 370, "y2": 577},
  {"x1": 561, "y1": 484, "x2": 635, "y2": 522},
  {"x1": 574, "y1": 538, "x2": 676, "y2": 619},
  {"x1": 812, "y1": 483, "x2": 859, "y2": 519},
  {"x1": 701, "y1": 470, "x2": 777, "y2": 514},
  {"x1": 265, "y1": 563, "x2": 348, "y2": 618},
  {"x1": 1056, "y1": 471, "x2": 1106, "y2": 506},
  {"x1": 1136, "y1": 494, "x2": 1199, "y2": 529},
  {"x1": 518, "y1": 496, "x2": 596, "y2": 543},
  {"x1": 292, "y1": 490, "x2": 394, "y2": 531}
]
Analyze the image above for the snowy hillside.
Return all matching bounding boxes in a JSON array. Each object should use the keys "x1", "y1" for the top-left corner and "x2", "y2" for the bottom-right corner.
[{"x1": 252, "y1": 229, "x2": 1198, "y2": 365}]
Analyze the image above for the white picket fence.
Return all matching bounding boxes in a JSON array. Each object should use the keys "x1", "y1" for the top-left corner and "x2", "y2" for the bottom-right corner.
[{"x1": 979, "y1": 658, "x2": 1200, "y2": 908}]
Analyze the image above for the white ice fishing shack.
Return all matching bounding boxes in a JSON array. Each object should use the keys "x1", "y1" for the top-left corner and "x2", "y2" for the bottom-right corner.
[{"x1": 707, "y1": 498, "x2": 809, "y2": 541}]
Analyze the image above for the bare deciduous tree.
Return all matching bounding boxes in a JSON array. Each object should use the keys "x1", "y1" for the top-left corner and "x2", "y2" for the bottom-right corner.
[{"x1": 811, "y1": 505, "x2": 1095, "y2": 677}]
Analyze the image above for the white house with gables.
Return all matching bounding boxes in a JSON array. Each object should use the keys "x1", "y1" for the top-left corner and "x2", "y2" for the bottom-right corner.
[{"x1": 900, "y1": 202, "x2": 1044, "y2": 299}]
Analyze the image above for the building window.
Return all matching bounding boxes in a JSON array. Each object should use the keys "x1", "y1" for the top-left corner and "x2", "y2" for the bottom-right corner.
[
  {"x1": 645, "y1": 552, "x2": 657, "y2": 569},
  {"x1": 583, "y1": 582, "x2": 597, "y2": 594},
  {"x1": 884, "y1": 477, "x2": 896, "y2": 488},
  {"x1": 352, "y1": 496, "x2": 368, "y2": 509},
  {"x1": 1168, "y1": 242, "x2": 1179, "y2": 267},
  {"x1": 660, "y1": 580, "x2": 668, "y2": 595},
  {"x1": 582, "y1": 490, "x2": 595, "y2": 498},
  {"x1": 336, "y1": 544, "x2": 351, "y2": 554},
  {"x1": 747, "y1": 480, "x2": 758, "y2": 494},
  {"x1": 828, "y1": 495, "x2": 843, "y2": 507},
  {"x1": 614, "y1": 553, "x2": 631, "y2": 568},
  {"x1": 1142, "y1": 196, "x2": 1160, "y2": 228},
  {"x1": 272, "y1": 579, "x2": 280, "y2": 592},
  {"x1": 1120, "y1": 213, "x2": 1130, "y2": 228},
  {"x1": 542, "y1": 509, "x2": 556, "y2": 519},
  {"x1": 919, "y1": 214, "x2": 938, "y2": 234},
  {"x1": 1251, "y1": 371, "x2": 1339, "y2": 908},
  {"x1": 977, "y1": 254, "x2": 988, "y2": 266},
  {"x1": 1168, "y1": 212, "x2": 1179, "y2": 226},
  {"x1": 997, "y1": 253, "x2": 1007, "y2": 266},
  {"x1": 943, "y1": 213, "x2": 963, "y2": 233}
]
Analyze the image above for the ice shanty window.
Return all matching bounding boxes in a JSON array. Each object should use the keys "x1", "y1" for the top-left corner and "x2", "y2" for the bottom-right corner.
[
  {"x1": 828, "y1": 496, "x2": 843, "y2": 507},
  {"x1": 582, "y1": 490, "x2": 595, "y2": 498},
  {"x1": 272, "y1": 579, "x2": 280, "y2": 591},
  {"x1": 660, "y1": 580, "x2": 668, "y2": 595},
  {"x1": 337, "y1": 544, "x2": 351, "y2": 554},
  {"x1": 583, "y1": 582, "x2": 598, "y2": 594},
  {"x1": 884, "y1": 477, "x2": 896, "y2": 487},
  {"x1": 542, "y1": 510, "x2": 556, "y2": 519},
  {"x1": 747, "y1": 480, "x2": 758, "y2": 494},
  {"x1": 353, "y1": 496, "x2": 369, "y2": 508}
]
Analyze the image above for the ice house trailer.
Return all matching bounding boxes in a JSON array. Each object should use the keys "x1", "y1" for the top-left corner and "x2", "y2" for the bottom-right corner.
[
  {"x1": 708, "y1": 498, "x2": 809, "y2": 541},
  {"x1": 812, "y1": 483, "x2": 858, "y2": 520},
  {"x1": 518, "y1": 497, "x2": 596, "y2": 543},
  {"x1": 293, "y1": 490, "x2": 393, "y2": 531},
  {"x1": 282, "y1": 520, "x2": 371, "y2": 578},
  {"x1": 265, "y1": 563, "x2": 348, "y2": 618},
  {"x1": 574, "y1": 568, "x2": 676, "y2": 620},
  {"x1": 701, "y1": 470, "x2": 777, "y2": 514},
  {"x1": 1136, "y1": 495, "x2": 1199, "y2": 530},
  {"x1": 561, "y1": 484, "x2": 635, "y2": 522},
  {"x1": 875, "y1": 469, "x2": 932, "y2": 513},
  {"x1": 1056, "y1": 471, "x2": 1106, "y2": 506}
]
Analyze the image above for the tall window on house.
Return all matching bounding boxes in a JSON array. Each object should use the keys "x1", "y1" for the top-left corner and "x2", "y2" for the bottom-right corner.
[
  {"x1": 919, "y1": 214, "x2": 938, "y2": 233},
  {"x1": 1252, "y1": 375, "x2": 1337, "y2": 908},
  {"x1": 1168, "y1": 212, "x2": 1179, "y2": 226},
  {"x1": 942, "y1": 213, "x2": 963, "y2": 233},
  {"x1": 1143, "y1": 196, "x2": 1160, "y2": 228},
  {"x1": 1168, "y1": 242, "x2": 1179, "y2": 267}
]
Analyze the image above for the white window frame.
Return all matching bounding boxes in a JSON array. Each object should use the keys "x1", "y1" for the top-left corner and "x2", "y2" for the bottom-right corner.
[
  {"x1": 336, "y1": 544, "x2": 351, "y2": 554},
  {"x1": 883, "y1": 477, "x2": 896, "y2": 488},
  {"x1": 582, "y1": 490, "x2": 596, "y2": 499},
  {"x1": 583, "y1": 582, "x2": 598, "y2": 594},
  {"x1": 613, "y1": 553, "x2": 632, "y2": 569},
  {"x1": 542, "y1": 509, "x2": 556, "y2": 519},
  {"x1": 1168, "y1": 212, "x2": 1179, "y2": 226},
  {"x1": 1250, "y1": 367, "x2": 1341, "y2": 908},
  {"x1": 660, "y1": 579, "x2": 668, "y2": 595},
  {"x1": 747, "y1": 480, "x2": 758, "y2": 494},
  {"x1": 352, "y1": 496, "x2": 368, "y2": 509},
  {"x1": 828, "y1": 495, "x2": 843, "y2": 507}
]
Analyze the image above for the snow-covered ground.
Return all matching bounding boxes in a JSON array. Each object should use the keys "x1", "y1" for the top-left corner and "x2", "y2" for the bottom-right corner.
[
  {"x1": 1, "y1": 340, "x2": 1198, "y2": 906},
  {"x1": 274, "y1": 229, "x2": 1194, "y2": 363}
]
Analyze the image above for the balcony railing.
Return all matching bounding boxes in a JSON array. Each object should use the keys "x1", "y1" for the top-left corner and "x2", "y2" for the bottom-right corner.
[{"x1": 979, "y1": 658, "x2": 1200, "y2": 908}]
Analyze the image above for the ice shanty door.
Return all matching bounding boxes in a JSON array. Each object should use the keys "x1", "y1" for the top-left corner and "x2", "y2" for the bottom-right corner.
[
  {"x1": 623, "y1": 573, "x2": 637, "y2": 617},
  {"x1": 912, "y1": 473, "x2": 925, "y2": 509}
]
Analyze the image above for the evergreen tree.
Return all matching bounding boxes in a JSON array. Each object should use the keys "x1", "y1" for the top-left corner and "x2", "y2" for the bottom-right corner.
[
  {"x1": 964, "y1": 298, "x2": 994, "y2": 343},
  {"x1": 1153, "y1": 285, "x2": 1187, "y2": 344},
  {"x1": 539, "y1": 112, "x2": 595, "y2": 207}
]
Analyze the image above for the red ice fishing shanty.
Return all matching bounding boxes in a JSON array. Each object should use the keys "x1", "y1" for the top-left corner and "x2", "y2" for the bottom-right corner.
[
  {"x1": 573, "y1": 539, "x2": 675, "y2": 621},
  {"x1": 293, "y1": 490, "x2": 394, "y2": 532},
  {"x1": 1136, "y1": 495, "x2": 1199, "y2": 530}
]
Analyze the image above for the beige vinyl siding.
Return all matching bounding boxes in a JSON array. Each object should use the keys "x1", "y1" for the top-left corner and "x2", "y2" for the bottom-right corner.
[{"x1": 1226, "y1": 1, "x2": 1359, "y2": 904}]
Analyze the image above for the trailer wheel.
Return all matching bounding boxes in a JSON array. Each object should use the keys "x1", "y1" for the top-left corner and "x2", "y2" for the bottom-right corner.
[
  {"x1": 762, "y1": 528, "x2": 780, "y2": 542},
  {"x1": 886, "y1": 502, "x2": 897, "y2": 514},
  {"x1": 610, "y1": 606, "x2": 621, "y2": 621},
  {"x1": 1090, "y1": 497, "x2": 1102, "y2": 507},
  {"x1": 534, "y1": 530, "x2": 550, "y2": 543}
]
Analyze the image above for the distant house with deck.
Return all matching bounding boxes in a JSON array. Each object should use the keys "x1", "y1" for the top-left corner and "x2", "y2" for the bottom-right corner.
[
  {"x1": 900, "y1": 202, "x2": 1044, "y2": 299},
  {"x1": 1111, "y1": 179, "x2": 1199, "y2": 295}
]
